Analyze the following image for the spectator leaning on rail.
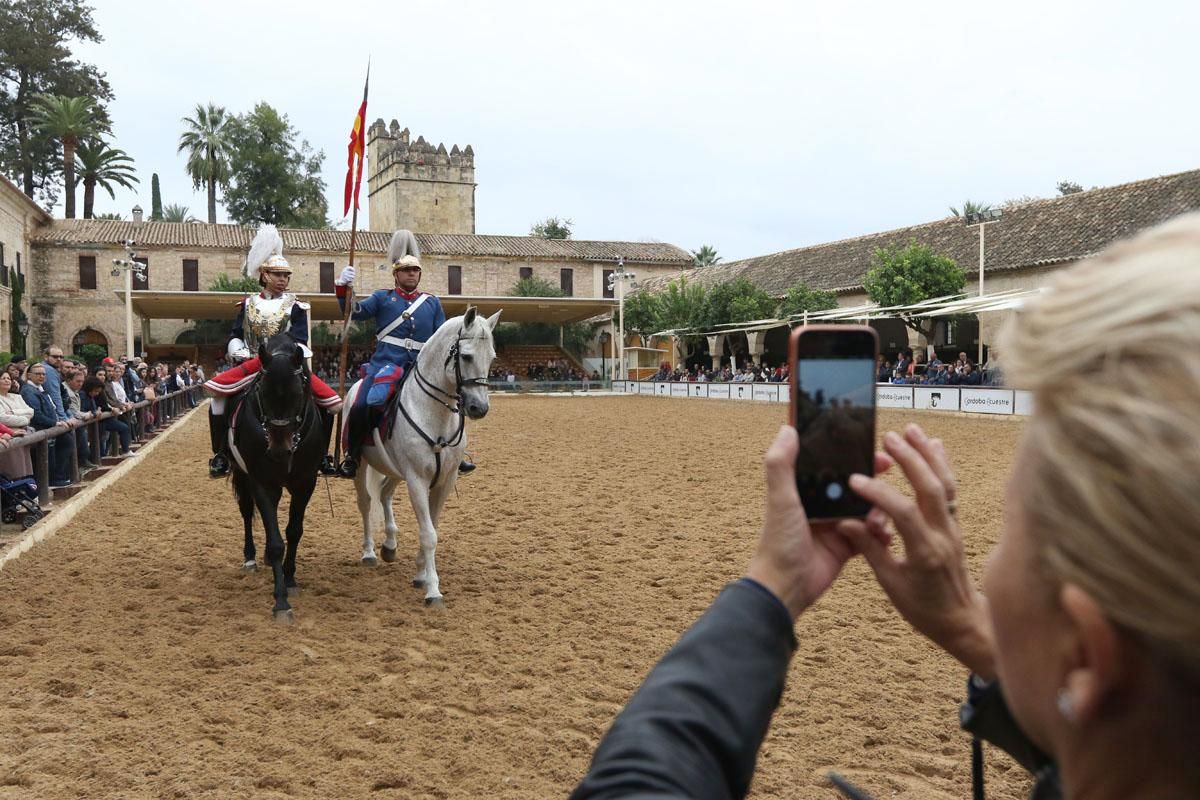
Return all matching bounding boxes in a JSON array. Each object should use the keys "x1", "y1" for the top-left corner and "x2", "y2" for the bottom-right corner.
[
  {"x1": 20, "y1": 362, "x2": 73, "y2": 487},
  {"x1": 0, "y1": 370, "x2": 34, "y2": 478},
  {"x1": 572, "y1": 213, "x2": 1200, "y2": 800},
  {"x1": 40, "y1": 346, "x2": 79, "y2": 484}
]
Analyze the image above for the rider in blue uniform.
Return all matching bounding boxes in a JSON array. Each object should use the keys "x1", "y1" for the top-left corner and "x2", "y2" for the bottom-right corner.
[{"x1": 334, "y1": 229, "x2": 475, "y2": 478}]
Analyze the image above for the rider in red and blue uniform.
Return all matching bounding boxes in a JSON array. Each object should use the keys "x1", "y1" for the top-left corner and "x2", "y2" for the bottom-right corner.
[{"x1": 334, "y1": 230, "x2": 475, "y2": 478}]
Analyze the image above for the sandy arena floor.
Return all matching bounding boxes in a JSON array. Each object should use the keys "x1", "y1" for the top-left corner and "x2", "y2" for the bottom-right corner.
[{"x1": 0, "y1": 397, "x2": 1030, "y2": 799}]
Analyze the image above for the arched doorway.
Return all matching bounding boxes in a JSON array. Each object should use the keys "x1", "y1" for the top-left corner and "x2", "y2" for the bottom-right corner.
[{"x1": 72, "y1": 328, "x2": 109, "y2": 368}]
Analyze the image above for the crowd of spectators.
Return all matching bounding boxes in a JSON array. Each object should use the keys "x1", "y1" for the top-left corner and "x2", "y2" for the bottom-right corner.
[
  {"x1": 650, "y1": 362, "x2": 792, "y2": 383},
  {"x1": 878, "y1": 348, "x2": 1005, "y2": 387},
  {"x1": 487, "y1": 361, "x2": 602, "y2": 385},
  {"x1": 0, "y1": 346, "x2": 204, "y2": 491}
]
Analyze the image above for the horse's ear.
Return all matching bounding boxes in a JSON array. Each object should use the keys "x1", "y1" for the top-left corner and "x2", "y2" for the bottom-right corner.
[
  {"x1": 485, "y1": 310, "x2": 502, "y2": 330},
  {"x1": 463, "y1": 306, "x2": 478, "y2": 329}
]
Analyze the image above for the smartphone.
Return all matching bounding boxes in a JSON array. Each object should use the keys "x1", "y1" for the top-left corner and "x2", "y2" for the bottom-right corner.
[{"x1": 788, "y1": 325, "x2": 879, "y2": 520}]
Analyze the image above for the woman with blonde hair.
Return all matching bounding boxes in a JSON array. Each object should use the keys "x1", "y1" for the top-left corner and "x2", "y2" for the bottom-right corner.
[{"x1": 574, "y1": 212, "x2": 1200, "y2": 800}]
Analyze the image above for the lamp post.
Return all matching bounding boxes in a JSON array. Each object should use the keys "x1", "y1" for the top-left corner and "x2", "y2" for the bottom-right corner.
[
  {"x1": 598, "y1": 330, "x2": 611, "y2": 382},
  {"x1": 964, "y1": 208, "x2": 1002, "y2": 365},
  {"x1": 112, "y1": 239, "x2": 145, "y2": 358},
  {"x1": 16, "y1": 318, "x2": 29, "y2": 355},
  {"x1": 606, "y1": 257, "x2": 637, "y2": 381}
]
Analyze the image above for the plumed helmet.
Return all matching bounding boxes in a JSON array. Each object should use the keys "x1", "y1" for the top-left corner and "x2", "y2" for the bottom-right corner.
[
  {"x1": 243, "y1": 224, "x2": 291, "y2": 276},
  {"x1": 387, "y1": 230, "x2": 421, "y2": 271}
]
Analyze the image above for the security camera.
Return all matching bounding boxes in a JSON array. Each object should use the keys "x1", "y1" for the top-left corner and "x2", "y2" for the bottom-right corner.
[
  {"x1": 111, "y1": 268, "x2": 121, "y2": 277},
  {"x1": 123, "y1": 239, "x2": 136, "y2": 248}
]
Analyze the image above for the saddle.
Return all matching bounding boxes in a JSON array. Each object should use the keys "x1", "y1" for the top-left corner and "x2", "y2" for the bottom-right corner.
[{"x1": 343, "y1": 367, "x2": 408, "y2": 450}]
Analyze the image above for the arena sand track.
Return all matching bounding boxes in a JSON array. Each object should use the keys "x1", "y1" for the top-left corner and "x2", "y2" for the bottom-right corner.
[{"x1": 0, "y1": 397, "x2": 1030, "y2": 799}]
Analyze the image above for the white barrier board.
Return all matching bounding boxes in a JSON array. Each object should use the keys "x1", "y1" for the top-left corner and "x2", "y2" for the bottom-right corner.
[
  {"x1": 732, "y1": 384, "x2": 755, "y2": 401},
  {"x1": 688, "y1": 383, "x2": 709, "y2": 399},
  {"x1": 1014, "y1": 390, "x2": 1034, "y2": 416},
  {"x1": 707, "y1": 383, "x2": 731, "y2": 399},
  {"x1": 915, "y1": 387, "x2": 960, "y2": 412},
  {"x1": 753, "y1": 385, "x2": 779, "y2": 403},
  {"x1": 670, "y1": 383, "x2": 689, "y2": 397},
  {"x1": 876, "y1": 386, "x2": 914, "y2": 408},
  {"x1": 961, "y1": 388, "x2": 1015, "y2": 415}
]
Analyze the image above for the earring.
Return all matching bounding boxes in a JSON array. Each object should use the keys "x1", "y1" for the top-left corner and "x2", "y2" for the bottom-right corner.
[{"x1": 1056, "y1": 687, "x2": 1076, "y2": 723}]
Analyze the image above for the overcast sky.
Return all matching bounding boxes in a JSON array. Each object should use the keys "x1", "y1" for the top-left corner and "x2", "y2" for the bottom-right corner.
[{"x1": 66, "y1": 0, "x2": 1200, "y2": 261}]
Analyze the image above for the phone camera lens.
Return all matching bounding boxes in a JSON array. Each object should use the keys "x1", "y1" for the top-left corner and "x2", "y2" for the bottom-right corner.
[{"x1": 825, "y1": 482, "x2": 844, "y2": 501}]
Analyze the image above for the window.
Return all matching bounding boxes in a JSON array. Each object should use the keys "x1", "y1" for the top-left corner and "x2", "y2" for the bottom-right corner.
[
  {"x1": 79, "y1": 255, "x2": 97, "y2": 290},
  {"x1": 1, "y1": 244, "x2": 7, "y2": 286},
  {"x1": 448, "y1": 265, "x2": 462, "y2": 295},
  {"x1": 182, "y1": 259, "x2": 199, "y2": 291},
  {"x1": 133, "y1": 257, "x2": 149, "y2": 290},
  {"x1": 519, "y1": 267, "x2": 533, "y2": 281},
  {"x1": 319, "y1": 262, "x2": 335, "y2": 294},
  {"x1": 603, "y1": 269, "x2": 614, "y2": 299},
  {"x1": 560, "y1": 268, "x2": 573, "y2": 297}
]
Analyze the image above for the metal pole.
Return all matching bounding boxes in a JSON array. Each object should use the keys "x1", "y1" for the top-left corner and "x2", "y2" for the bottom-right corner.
[
  {"x1": 125, "y1": 266, "x2": 134, "y2": 359},
  {"x1": 978, "y1": 223, "x2": 986, "y2": 365},
  {"x1": 617, "y1": 268, "x2": 626, "y2": 381}
]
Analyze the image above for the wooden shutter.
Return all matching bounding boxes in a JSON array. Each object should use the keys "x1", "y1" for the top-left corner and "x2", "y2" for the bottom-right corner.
[
  {"x1": 448, "y1": 265, "x2": 462, "y2": 295},
  {"x1": 182, "y1": 259, "x2": 199, "y2": 291},
  {"x1": 319, "y1": 262, "x2": 335, "y2": 294},
  {"x1": 560, "y1": 268, "x2": 573, "y2": 297},
  {"x1": 79, "y1": 255, "x2": 97, "y2": 290},
  {"x1": 133, "y1": 257, "x2": 149, "y2": 290}
]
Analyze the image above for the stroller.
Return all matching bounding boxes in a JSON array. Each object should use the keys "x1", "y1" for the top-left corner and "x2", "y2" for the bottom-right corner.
[{"x1": 1, "y1": 475, "x2": 44, "y2": 530}]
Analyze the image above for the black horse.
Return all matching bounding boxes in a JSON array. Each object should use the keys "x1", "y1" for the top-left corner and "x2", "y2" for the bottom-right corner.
[{"x1": 229, "y1": 333, "x2": 328, "y2": 622}]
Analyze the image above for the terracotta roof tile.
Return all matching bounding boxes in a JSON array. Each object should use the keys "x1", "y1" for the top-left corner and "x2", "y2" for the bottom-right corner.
[
  {"x1": 642, "y1": 168, "x2": 1200, "y2": 295},
  {"x1": 30, "y1": 221, "x2": 692, "y2": 265}
]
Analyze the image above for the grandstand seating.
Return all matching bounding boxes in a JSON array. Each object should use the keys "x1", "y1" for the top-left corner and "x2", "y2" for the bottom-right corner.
[{"x1": 493, "y1": 345, "x2": 587, "y2": 378}]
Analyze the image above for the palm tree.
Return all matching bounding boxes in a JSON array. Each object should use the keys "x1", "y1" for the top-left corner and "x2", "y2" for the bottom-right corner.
[
  {"x1": 691, "y1": 244, "x2": 722, "y2": 267},
  {"x1": 178, "y1": 103, "x2": 233, "y2": 224},
  {"x1": 75, "y1": 140, "x2": 139, "y2": 219},
  {"x1": 162, "y1": 204, "x2": 198, "y2": 223},
  {"x1": 28, "y1": 94, "x2": 106, "y2": 219},
  {"x1": 949, "y1": 200, "x2": 993, "y2": 218}
]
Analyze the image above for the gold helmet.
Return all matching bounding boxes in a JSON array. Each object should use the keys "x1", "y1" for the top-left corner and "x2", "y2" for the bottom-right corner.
[
  {"x1": 243, "y1": 224, "x2": 292, "y2": 276},
  {"x1": 387, "y1": 230, "x2": 421, "y2": 272}
]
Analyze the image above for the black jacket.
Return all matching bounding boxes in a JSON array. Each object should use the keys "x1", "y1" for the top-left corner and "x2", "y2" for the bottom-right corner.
[{"x1": 572, "y1": 580, "x2": 1058, "y2": 800}]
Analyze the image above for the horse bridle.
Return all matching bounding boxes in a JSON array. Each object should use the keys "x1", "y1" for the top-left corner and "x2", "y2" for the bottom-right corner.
[
  {"x1": 398, "y1": 325, "x2": 490, "y2": 483},
  {"x1": 253, "y1": 360, "x2": 313, "y2": 457}
]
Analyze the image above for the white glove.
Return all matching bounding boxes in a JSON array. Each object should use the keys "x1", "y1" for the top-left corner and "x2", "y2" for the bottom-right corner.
[
  {"x1": 227, "y1": 337, "x2": 251, "y2": 361},
  {"x1": 336, "y1": 265, "x2": 355, "y2": 286}
]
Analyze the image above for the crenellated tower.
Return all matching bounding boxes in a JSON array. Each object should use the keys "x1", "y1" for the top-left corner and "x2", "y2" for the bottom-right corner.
[{"x1": 366, "y1": 119, "x2": 476, "y2": 234}]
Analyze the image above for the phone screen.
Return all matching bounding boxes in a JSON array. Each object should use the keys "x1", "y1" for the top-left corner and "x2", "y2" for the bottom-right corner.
[{"x1": 792, "y1": 330, "x2": 877, "y2": 519}]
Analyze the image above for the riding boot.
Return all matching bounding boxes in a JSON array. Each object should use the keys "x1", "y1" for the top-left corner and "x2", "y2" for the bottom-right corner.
[
  {"x1": 208, "y1": 412, "x2": 231, "y2": 478},
  {"x1": 458, "y1": 459, "x2": 476, "y2": 474},
  {"x1": 338, "y1": 404, "x2": 367, "y2": 479},
  {"x1": 319, "y1": 413, "x2": 338, "y2": 475}
]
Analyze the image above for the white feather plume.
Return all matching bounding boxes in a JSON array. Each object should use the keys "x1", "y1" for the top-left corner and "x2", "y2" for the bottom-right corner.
[
  {"x1": 243, "y1": 224, "x2": 284, "y2": 277},
  {"x1": 387, "y1": 230, "x2": 421, "y2": 264}
]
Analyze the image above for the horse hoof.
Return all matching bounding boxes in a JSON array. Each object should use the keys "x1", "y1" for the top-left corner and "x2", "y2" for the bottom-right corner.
[
  {"x1": 361, "y1": 556, "x2": 377, "y2": 567},
  {"x1": 242, "y1": 561, "x2": 257, "y2": 572},
  {"x1": 273, "y1": 609, "x2": 294, "y2": 625},
  {"x1": 381, "y1": 546, "x2": 397, "y2": 563},
  {"x1": 412, "y1": 579, "x2": 426, "y2": 588},
  {"x1": 424, "y1": 597, "x2": 445, "y2": 609}
]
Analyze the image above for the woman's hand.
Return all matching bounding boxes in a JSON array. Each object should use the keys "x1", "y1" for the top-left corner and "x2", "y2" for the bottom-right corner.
[
  {"x1": 837, "y1": 424, "x2": 996, "y2": 679},
  {"x1": 746, "y1": 426, "x2": 891, "y2": 620}
]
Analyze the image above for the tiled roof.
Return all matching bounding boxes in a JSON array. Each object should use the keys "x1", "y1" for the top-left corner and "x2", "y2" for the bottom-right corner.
[
  {"x1": 641, "y1": 168, "x2": 1200, "y2": 295},
  {"x1": 30, "y1": 220, "x2": 692, "y2": 265}
]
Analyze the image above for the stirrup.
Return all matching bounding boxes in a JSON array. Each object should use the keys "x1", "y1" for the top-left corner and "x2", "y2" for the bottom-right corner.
[
  {"x1": 337, "y1": 457, "x2": 358, "y2": 479},
  {"x1": 458, "y1": 459, "x2": 476, "y2": 474},
  {"x1": 209, "y1": 453, "x2": 230, "y2": 478},
  {"x1": 319, "y1": 455, "x2": 338, "y2": 476}
]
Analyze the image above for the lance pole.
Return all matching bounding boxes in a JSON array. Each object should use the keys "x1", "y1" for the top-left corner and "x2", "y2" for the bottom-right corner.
[{"x1": 333, "y1": 206, "x2": 360, "y2": 464}]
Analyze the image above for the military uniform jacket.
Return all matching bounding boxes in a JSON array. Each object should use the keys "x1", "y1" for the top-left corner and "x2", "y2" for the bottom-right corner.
[
  {"x1": 231, "y1": 292, "x2": 310, "y2": 352},
  {"x1": 347, "y1": 289, "x2": 446, "y2": 373}
]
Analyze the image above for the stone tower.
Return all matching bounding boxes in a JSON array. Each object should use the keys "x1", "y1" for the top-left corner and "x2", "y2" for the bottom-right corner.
[{"x1": 366, "y1": 119, "x2": 476, "y2": 234}]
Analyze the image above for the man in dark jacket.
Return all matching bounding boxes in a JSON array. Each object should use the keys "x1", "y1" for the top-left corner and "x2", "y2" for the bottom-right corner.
[{"x1": 20, "y1": 363, "x2": 74, "y2": 487}]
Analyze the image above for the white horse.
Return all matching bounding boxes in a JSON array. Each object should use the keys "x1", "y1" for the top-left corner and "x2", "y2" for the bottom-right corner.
[{"x1": 344, "y1": 307, "x2": 500, "y2": 606}]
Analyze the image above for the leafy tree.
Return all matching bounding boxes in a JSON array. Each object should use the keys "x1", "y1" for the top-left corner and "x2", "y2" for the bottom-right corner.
[
  {"x1": 530, "y1": 216, "x2": 572, "y2": 239},
  {"x1": 691, "y1": 244, "x2": 721, "y2": 267},
  {"x1": 0, "y1": 0, "x2": 113, "y2": 207},
  {"x1": 162, "y1": 203, "x2": 197, "y2": 223},
  {"x1": 697, "y1": 278, "x2": 775, "y2": 329},
  {"x1": 1057, "y1": 180, "x2": 1083, "y2": 196},
  {"x1": 223, "y1": 102, "x2": 328, "y2": 228},
  {"x1": 209, "y1": 272, "x2": 261, "y2": 293},
  {"x1": 178, "y1": 103, "x2": 233, "y2": 224},
  {"x1": 656, "y1": 276, "x2": 706, "y2": 333},
  {"x1": 93, "y1": 211, "x2": 122, "y2": 220},
  {"x1": 150, "y1": 172, "x2": 162, "y2": 220},
  {"x1": 778, "y1": 283, "x2": 838, "y2": 318},
  {"x1": 621, "y1": 290, "x2": 661, "y2": 346},
  {"x1": 74, "y1": 139, "x2": 137, "y2": 219},
  {"x1": 511, "y1": 275, "x2": 561, "y2": 297},
  {"x1": 75, "y1": 342, "x2": 107, "y2": 366},
  {"x1": 27, "y1": 93, "x2": 105, "y2": 217},
  {"x1": 862, "y1": 241, "x2": 965, "y2": 339},
  {"x1": 948, "y1": 199, "x2": 992, "y2": 218}
]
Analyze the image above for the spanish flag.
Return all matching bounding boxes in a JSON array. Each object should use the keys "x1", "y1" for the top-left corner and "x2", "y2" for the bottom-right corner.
[{"x1": 343, "y1": 67, "x2": 369, "y2": 217}]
